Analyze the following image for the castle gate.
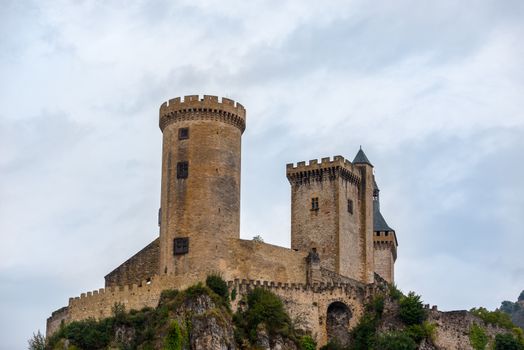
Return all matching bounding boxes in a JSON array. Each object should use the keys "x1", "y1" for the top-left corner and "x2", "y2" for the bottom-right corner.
[{"x1": 326, "y1": 301, "x2": 352, "y2": 345}]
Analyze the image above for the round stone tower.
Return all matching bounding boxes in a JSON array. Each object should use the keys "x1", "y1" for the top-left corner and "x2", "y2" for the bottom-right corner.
[{"x1": 158, "y1": 95, "x2": 246, "y2": 276}]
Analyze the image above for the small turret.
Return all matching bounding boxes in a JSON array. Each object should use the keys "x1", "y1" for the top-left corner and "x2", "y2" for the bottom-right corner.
[
  {"x1": 352, "y1": 147, "x2": 375, "y2": 284},
  {"x1": 372, "y1": 175, "x2": 398, "y2": 284},
  {"x1": 353, "y1": 146, "x2": 373, "y2": 167}
]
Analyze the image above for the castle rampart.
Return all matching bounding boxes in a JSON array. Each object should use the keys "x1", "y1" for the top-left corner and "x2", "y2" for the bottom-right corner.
[
  {"x1": 286, "y1": 156, "x2": 361, "y2": 186},
  {"x1": 159, "y1": 95, "x2": 246, "y2": 132},
  {"x1": 105, "y1": 238, "x2": 159, "y2": 287},
  {"x1": 228, "y1": 278, "x2": 374, "y2": 345}
]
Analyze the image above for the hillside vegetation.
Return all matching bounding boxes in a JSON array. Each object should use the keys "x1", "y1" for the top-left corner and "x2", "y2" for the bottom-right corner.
[{"x1": 32, "y1": 280, "x2": 524, "y2": 350}]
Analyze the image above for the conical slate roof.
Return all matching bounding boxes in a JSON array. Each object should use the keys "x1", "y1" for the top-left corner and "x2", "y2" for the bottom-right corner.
[
  {"x1": 353, "y1": 147, "x2": 373, "y2": 166},
  {"x1": 373, "y1": 201, "x2": 394, "y2": 232}
]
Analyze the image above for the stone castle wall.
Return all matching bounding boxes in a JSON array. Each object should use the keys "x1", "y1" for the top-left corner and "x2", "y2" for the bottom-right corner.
[
  {"x1": 105, "y1": 238, "x2": 159, "y2": 287},
  {"x1": 47, "y1": 238, "x2": 309, "y2": 337},
  {"x1": 427, "y1": 309, "x2": 509, "y2": 350},
  {"x1": 229, "y1": 279, "x2": 374, "y2": 346}
]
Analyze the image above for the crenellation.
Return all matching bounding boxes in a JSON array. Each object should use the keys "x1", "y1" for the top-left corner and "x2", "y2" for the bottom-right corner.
[{"x1": 47, "y1": 95, "x2": 400, "y2": 348}]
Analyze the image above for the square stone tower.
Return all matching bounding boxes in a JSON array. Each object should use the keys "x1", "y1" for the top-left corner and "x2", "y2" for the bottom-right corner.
[{"x1": 286, "y1": 150, "x2": 375, "y2": 284}]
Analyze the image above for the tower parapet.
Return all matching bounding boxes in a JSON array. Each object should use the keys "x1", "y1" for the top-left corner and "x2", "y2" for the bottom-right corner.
[
  {"x1": 160, "y1": 95, "x2": 246, "y2": 132},
  {"x1": 286, "y1": 156, "x2": 361, "y2": 186}
]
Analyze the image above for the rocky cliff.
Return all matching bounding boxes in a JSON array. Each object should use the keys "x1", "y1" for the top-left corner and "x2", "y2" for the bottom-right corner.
[
  {"x1": 44, "y1": 281, "x2": 524, "y2": 350},
  {"x1": 500, "y1": 290, "x2": 524, "y2": 330}
]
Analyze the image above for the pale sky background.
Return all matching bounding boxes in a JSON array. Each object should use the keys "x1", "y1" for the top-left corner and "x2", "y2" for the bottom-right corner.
[{"x1": 1, "y1": 1, "x2": 524, "y2": 348}]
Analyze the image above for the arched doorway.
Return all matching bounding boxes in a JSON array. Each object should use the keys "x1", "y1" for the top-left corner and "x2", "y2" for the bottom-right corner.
[{"x1": 326, "y1": 301, "x2": 352, "y2": 345}]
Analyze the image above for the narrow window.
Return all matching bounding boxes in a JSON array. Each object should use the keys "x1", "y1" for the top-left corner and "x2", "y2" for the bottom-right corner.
[
  {"x1": 311, "y1": 197, "x2": 319, "y2": 210},
  {"x1": 174, "y1": 237, "x2": 189, "y2": 255},
  {"x1": 347, "y1": 199, "x2": 353, "y2": 214},
  {"x1": 177, "y1": 161, "x2": 188, "y2": 179},
  {"x1": 178, "y1": 127, "x2": 189, "y2": 140}
]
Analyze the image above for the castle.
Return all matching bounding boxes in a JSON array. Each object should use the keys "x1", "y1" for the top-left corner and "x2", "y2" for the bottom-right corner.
[{"x1": 46, "y1": 95, "x2": 398, "y2": 346}]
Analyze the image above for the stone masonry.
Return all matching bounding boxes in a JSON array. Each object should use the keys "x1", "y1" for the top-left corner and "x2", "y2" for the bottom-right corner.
[{"x1": 46, "y1": 95, "x2": 399, "y2": 347}]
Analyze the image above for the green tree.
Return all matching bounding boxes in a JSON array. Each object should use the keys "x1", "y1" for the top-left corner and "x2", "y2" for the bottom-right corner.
[
  {"x1": 27, "y1": 331, "x2": 45, "y2": 350},
  {"x1": 494, "y1": 333, "x2": 522, "y2": 350},
  {"x1": 470, "y1": 307, "x2": 515, "y2": 329},
  {"x1": 398, "y1": 292, "x2": 426, "y2": 326},
  {"x1": 374, "y1": 331, "x2": 417, "y2": 350}
]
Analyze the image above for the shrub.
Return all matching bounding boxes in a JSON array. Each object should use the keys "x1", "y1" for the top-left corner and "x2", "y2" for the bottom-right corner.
[
  {"x1": 349, "y1": 313, "x2": 378, "y2": 350},
  {"x1": 389, "y1": 284, "x2": 404, "y2": 301},
  {"x1": 494, "y1": 333, "x2": 523, "y2": 350},
  {"x1": 164, "y1": 321, "x2": 185, "y2": 350},
  {"x1": 299, "y1": 335, "x2": 317, "y2": 350},
  {"x1": 367, "y1": 294, "x2": 385, "y2": 316},
  {"x1": 159, "y1": 289, "x2": 179, "y2": 305},
  {"x1": 252, "y1": 235, "x2": 264, "y2": 243},
  {"x1": 27, "y1": 331, "x2": 45, "y2": 350},
  {"x1": 469, "y1": 323, "x2": 489, "y2": 350},
  {"x1": 112, "y1": 302, "x2": 127, "y2": 324},
  {"x1": 374, "y1": 331, "x2": 417, "y2": 350},
  {"x1": 398, "y1": 292, "x2": 426, "y2": 326},
  {"x1": 320, "y1": 340, "x2": 346, "y2": 350},
  {"x1": 61, "y1": 318, "x2": 113, "y2": 349},
  {"x1": 233, "y1": 288, "x2": 294, "y2": 345},
  {"x1": 245, "y1": 288, "x2": 291, "y2": 337},
  {"x1": 470, "y1": 307, "x2": 515, "y2": 330},
  {"x1": 231, "y1": 288, "x2": 237, "y2": 301},
  {"x1": 405, "y1": 321, "x2": 436, "y2": 344},
  {"x1": 206, "y1": 273, "x2": 229, "y2": 301}
]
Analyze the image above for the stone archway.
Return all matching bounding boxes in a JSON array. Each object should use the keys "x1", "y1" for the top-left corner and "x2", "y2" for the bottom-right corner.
[{"x1": 326, "y1": 301, "x2": 352, "y2": 345}]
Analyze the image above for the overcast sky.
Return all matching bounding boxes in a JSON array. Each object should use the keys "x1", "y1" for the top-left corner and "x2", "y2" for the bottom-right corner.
[{"x1": 1, "y1": 0, "x2": 524, "y2": 348}]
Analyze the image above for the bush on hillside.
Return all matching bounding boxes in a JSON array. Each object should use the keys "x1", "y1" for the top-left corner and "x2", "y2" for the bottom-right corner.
[
  {"x1": 398, "y1": 292, "x2": 426, "y2": 326},
  {"x1": 374, "y1": 331, "x2": 417, "y2": 350},
  {"x1": 469, "y1": 323, "x2": 489, "y2": 350},
  {"x1": 206, "y1": 273, "x2": 229, "y2": 301},
  {"x1": 470, "y1": 307, "x2": 515, "y2": 330}
]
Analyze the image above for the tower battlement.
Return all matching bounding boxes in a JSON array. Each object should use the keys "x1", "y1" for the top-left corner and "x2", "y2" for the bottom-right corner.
[
  {"x1": 286, "y1": 155, "x2": 361, "y2": 186},
  {"x1": 47, "y1": 94, "x2": 399, "y2": 347},
  {"x1": 159, "y1": 95, "x2": 246, "y2": 132}
]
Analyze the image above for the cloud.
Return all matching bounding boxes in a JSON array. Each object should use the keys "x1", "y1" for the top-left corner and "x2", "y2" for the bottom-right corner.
[{"x1": 1, "y1": 0, "x2": 523, "y2": 348}]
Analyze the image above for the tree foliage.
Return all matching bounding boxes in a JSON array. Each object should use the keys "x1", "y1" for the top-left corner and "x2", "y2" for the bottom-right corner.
[
  {"x1": 374, "y1": 331, "x2": 417, "y2": 350},
  {"x1": 469, "y1": 323, "x2": 489, "y2": 350},
  {"x1": 398, "y1": 292, "x2": 426, "y2": 326},
  {"x1": 471, "y1": 307, "x2": 515, "y2": 330},
  {"x1": 206, "y1": 273, "x2": 229, "y2": 301},
  {"x1": 494, "y1": 333, "x2": 523, "y2": 350},
  {"x1": 27, "y1": 331, "x2": 46, "y2": 350}
]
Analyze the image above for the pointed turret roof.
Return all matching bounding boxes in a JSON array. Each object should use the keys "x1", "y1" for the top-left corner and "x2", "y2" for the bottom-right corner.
[
  {"x1": 353, "y1": 146, "x2": 373, "y2": 166},
  {"x1": 373, "y1": 176, "x2": 392, "y2": 232},
  {"x1": 373, "y1": 201, "x2": 394, "y2": 232},
  {"x1": 373, "y1": 177, "x2": 379, "y2": 192}
]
